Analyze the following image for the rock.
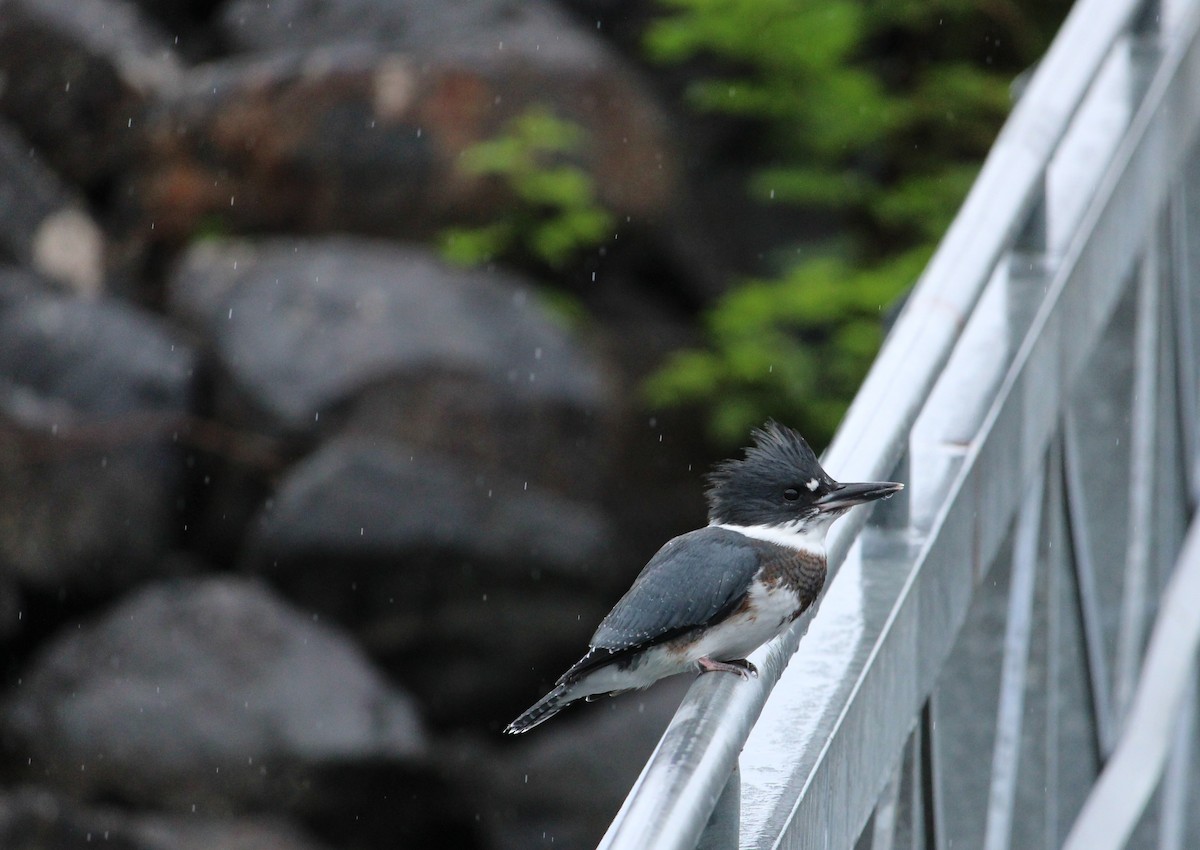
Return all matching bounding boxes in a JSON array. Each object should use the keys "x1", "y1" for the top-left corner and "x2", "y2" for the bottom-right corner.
[
  {"x1": 0, "y1": 786, "x2": 333, "y2": 850},
  {"x1": 128, "y1": 27, "x2": 674, "y2": 244},
  {"x1": 2, "y1": 576, "x2": 426, "y2": 811},
  {"x1": 0, "y1": 122, "x2": 104, "y2": 295},
  {"x1": 245, "y1": 436, "x2": 615, "y2": 726},
  {"x1": 167, "y1": 237, "x2": 616, "y2": 495},
  {"x1": 249, "y1": 438, "x2": 610, "y2": 583},
  {"x1": 0, "y1": 0, "x2": 182, "y2": 188},
  {"x1": 0, "y1": 285, "x2": 195, "y2": 592}
]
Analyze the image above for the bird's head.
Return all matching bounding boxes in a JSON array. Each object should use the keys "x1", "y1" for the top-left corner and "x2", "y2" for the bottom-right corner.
[{"x1": 705, "y1": 421, "x2": 903, "y2": 536}]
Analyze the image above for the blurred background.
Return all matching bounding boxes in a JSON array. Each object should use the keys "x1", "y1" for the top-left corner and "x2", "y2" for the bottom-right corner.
[{"x1": 0, "y1": 0, "x2": 1073, "y2": 847}]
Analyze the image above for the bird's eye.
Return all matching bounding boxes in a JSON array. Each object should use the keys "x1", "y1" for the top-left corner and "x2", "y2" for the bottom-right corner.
[{"x1": 783, "y1": 488, "x2": 801, "y2": 501}]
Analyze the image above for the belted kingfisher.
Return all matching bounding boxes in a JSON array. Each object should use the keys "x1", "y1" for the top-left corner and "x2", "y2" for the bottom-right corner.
[{"x1": 504, "y1": 421, "x2": 902, "y2": 734}]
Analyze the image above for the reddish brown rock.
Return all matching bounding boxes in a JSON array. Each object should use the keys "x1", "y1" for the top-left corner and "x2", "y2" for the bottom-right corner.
[{"x1": 128, "y1": 37, "x2": 675, "y2": 244}]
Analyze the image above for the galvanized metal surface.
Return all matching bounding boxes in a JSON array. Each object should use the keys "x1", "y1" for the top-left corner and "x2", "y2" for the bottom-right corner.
[
  {"x1": 1061, "y1": 517, "x2": 1200, "y2": 850},
  {"x1": 598, "y1": 0, "x2": 1200, "y2": 847}
]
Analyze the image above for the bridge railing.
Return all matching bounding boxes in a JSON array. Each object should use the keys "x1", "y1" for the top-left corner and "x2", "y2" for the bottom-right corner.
[{"x1": 599, "y1": 0, "x2": 1200, "y2": 846}]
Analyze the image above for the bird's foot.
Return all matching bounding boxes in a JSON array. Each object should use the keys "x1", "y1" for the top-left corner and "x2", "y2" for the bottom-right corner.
[{"x1": 696, "y1": 657, "x2": 758, "y2": 679}]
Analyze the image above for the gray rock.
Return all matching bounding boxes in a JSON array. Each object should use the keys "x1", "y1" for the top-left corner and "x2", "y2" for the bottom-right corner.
[
  {"x1": 3, "y1": 576, "x2": 426, "y2": 810},
  {"x1": 170, "y1": 238, "x2": 603, "y2": 423},
  {"x1": 168, "y1": 237, "x2": 615, "y2": 494},
  {"x1": 0, "y1": 123, "x2": 104, "y2": 295},
  {"x1": 0, "y1": 0, "x2": 181, "y2": 188},
  {"x1": 245, "y1": 436, "x2": 615, "y2": 726},
  {"x1": 249, "y1": 438, "x2": 610, "y2": 582},
  {"x1": 0, "y1": 288, "x2": 195, "y2": 591},
  {"x1": 0, "y1": 786, "x2": 333, "y2": 850}
]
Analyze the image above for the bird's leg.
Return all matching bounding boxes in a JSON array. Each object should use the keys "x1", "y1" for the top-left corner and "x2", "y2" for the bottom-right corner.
[{"x1": 696, "y1": 656, "x2": 758, "y2": 679}]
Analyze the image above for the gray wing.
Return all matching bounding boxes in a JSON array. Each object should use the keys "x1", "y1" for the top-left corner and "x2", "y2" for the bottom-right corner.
[{"x1": 590, "y1": 526, "x2": 763, "y2": 652}]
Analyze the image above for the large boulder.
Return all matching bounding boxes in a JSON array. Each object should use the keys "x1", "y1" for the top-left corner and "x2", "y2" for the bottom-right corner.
[
  {"x1": 167, "y1": 237, "x2": 616, "y2": 495},
  {"x1": 129, "y1": 7, "x2": 675, "y2": 244},
  {"x1": 244, "y1": 436, "x2": 615, "y2": 726},
  {"x1": 0, "y1": 281, "x2": 195, "y2": 592},
  {"x1": 2, "y1": 577, "x2": 426, "y2": 812},
  {"x1": 0, "y1": 0, "x2": 181, "y2": 188}
]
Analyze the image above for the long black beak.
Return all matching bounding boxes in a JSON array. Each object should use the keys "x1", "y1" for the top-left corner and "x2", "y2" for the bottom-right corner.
[{"x1": 815, "y1": 480, "x2": 904, "y2": 512}]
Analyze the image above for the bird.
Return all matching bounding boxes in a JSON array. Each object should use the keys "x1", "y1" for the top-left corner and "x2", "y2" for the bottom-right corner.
[{"x1": 504, "y1": 421, "x2": 903, "y2": 734}]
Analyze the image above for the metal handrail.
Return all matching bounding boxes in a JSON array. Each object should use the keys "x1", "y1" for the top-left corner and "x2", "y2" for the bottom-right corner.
[{"x1": 599, "y1": 0, "x2": 1200, "y2": 847}]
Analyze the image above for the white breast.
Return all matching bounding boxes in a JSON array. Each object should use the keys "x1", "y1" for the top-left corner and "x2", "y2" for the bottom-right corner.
[{"x1": 680, "y1": 577, "x2": 802, "y2": 662}]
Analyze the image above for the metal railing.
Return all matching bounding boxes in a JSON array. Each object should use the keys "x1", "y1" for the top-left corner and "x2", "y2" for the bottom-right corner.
[{"x1": 599, "y1": 0, "x2": 1200, "y2": 847}]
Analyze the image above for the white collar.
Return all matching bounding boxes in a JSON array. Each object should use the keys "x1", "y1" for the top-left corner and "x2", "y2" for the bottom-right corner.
[{"x1": 709, "y1": 520, "x2": 827, "y2": 556}]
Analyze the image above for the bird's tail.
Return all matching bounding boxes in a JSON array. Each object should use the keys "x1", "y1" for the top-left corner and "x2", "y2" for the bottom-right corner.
[{"x1": 504, "y1": 683, "x2": 576, "y2": 734}]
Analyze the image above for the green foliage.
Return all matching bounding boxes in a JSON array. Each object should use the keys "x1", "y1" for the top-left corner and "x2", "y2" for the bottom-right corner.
[
  {"x1": 439, "y1": 109, "x2": 615, "y2": 269},
  {"x1": 646, "y1": 247, "x2": 931, "y2": 443},
  {"x1": 642, "y1": 0, "x2": 1068, "y2": 445}
]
